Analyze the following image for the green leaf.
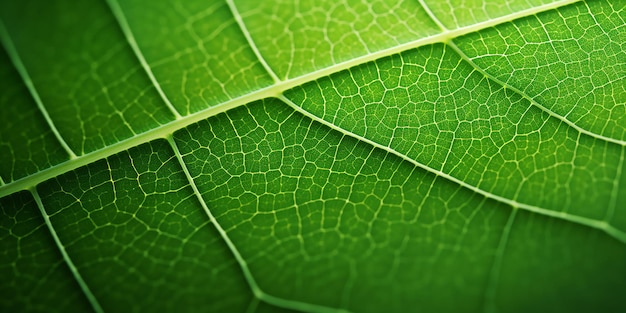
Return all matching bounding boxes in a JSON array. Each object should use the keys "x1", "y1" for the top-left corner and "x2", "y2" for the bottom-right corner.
[{"x1": 1, "y1": 0, "x2": 625, "y2": 312}]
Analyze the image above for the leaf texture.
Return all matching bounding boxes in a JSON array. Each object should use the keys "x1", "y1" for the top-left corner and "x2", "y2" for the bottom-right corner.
[{"x1": 0, "y1": 0, "x2": 625, "y2": 312}]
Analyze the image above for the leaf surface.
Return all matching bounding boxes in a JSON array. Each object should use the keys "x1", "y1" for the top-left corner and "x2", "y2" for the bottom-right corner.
[{"x1": 1, "y1": 0, "x2": 625, "y2": 312}]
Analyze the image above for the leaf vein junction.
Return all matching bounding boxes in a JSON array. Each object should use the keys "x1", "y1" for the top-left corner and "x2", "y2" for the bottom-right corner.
[{"x1": 0, "y1": 0, "x2": 592, "y2": 200}]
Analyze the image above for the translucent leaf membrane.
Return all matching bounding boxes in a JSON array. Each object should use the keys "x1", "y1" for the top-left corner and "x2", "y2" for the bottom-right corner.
[
  {"x1": 36, "y1": 141, "x2": 253, "y2": 312},
  {"x1": 174, "y1": 99, "x2": 513, "y2": 312},
  {"x1": 495, "y1": 210, "x2": 626, "y2": 313},
  {"x1": 457, "y1": 0, "x2": 626, "y2": 141},
  {"x1": 422, "y1": 0, "x2": 563, "y2": 29},
  {"x1": 0, "y1": 0, "x2": 175, "y2": 155},
  {"x1": 286, "y1": 43, "x2": 625, "y2": 229},
  {"x1": 235, "y1": 0, "x2": 440, "y2": 79},
  {"x1": 0, "y1": 47, "x2": 68, "y2": 183},
  {"x1": 0, "y1": 191, "x2": 91, "y2": 312},
  {"x1": 113, "y1": 0, "x2": 274, "y2": 115},
  {"x1": 0, "y1": 0, "x2": 625, "y2": 311}
]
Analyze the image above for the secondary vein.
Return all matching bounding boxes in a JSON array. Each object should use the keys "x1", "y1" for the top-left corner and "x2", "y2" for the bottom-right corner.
[
  {"x1": 0, "y1": 21, "x2": 78, "y2": 159},
  {"x1": 31, "y1": 188, "x2": 104, "y2": 313},
  {"x1": 167, "y1": 135, "x2": 348, "y2": 313},
  {"x1": 278, "y1": 95, "x2": 626, "y2": 244},
  {"x1": 106, "y1": 0, "x2": 183, "y2": 119},
  {"x1": 447, "y1": 39, "x2": 626, "y2": 146},
  {"x1": 226, "y1": 0, "x2": 282, "y2": 83}
]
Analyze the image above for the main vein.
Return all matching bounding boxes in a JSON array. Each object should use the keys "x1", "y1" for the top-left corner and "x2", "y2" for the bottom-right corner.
[{"x1": 0, "y1": 0, "x2": 586, "y2": 198}]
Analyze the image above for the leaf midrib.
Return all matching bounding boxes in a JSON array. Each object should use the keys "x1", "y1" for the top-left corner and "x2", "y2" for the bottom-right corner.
[
  {"x1": 0, "y1": 0, "x2": 590, "y2": 198},
  {"x1": 7, "y1": 0, "x2": 625, "y2": 249},
  {"x1": 7, "y1": 0, "x2": 623, "y2": 244}
]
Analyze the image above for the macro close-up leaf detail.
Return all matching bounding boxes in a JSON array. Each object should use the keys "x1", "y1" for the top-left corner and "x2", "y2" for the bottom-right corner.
[{"x1": 0, "y1": 0, "x2": 625, "y2": 312}]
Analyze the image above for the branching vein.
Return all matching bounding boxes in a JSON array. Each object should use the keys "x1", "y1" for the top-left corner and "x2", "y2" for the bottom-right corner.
[
  {"x1": 0, "y1": 21, "x2": 77, "y2": 159},
  {"x1": 416, "y1": 0, "x2": 449, "y2": 31},
  {"x1": 31, "y1": 188, "x2": 103, "y2": 313},
  {"x1": 167, "y1": 136, "x2": 349, "y2": 313},
  {"x1": 1, "y1": 0, "x2": 609, "y2": 213},
  {"x1": 106, "y1": 0, "x2": 182, "y2": 119},
  {"x1": 447, "y1": 41, "x2": 626, "y2": 146},
  {"x1": 279, "y1": 95, "x2": 626, "y2": 244},
  {"x1": 226, "y1": 0, "x2": 281, "y2": 83}
]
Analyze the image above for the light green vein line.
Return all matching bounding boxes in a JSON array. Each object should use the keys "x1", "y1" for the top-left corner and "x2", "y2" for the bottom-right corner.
[
  {"x1": 0, "y1": 85, "x2": 281, "y2": 199},
  {"x1": 416, "y1": 0, "x2": 448, "y2": 31},
  {"x1": 30, "y1": 188, "x2": 104, "y2": 313},
  {"x1": 167, "y1": 135, "x2": 349, "y2": 313},
  {"x1": 606, "y1": 147, "x2": 625, "y2": 222},
  {"x1": 106, "y1": 0, "x2": 182, "y2": 119},
  {"x1": 245, "y1": 297, "x2": 260, "y2": 313},
  {"x1": 0, "y1": 21, "x2": 78, "y2": 159},
  {"x1": 0, "y1": 0, "x2": 584, "y2": 199},
  {"x1": 283, "y1": 0, "x2": 581, "y2": 90},
  {"x1": 279, "y1": 95, "x2": 626, "y2": 244},
  {"x1": 166, "y1": 136, "x2": 255, "y2": 292},
  {"x1": 483, "y1": 207, "x2": 518, "y2": 313},
  {"x1": 447, "y1": 41, "x2": 626, "y2": 146},
  {"x1": 226, "y1": 0, "x2": 281, "y2": 83}
]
